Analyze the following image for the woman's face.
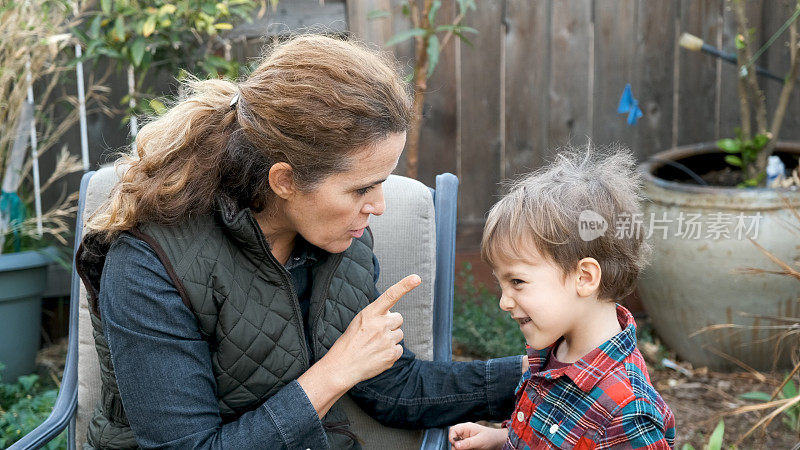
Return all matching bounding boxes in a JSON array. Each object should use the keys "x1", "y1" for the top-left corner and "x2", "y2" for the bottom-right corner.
[{"x1": 284, "y1": 132, "x2": 406, "y2": 254}]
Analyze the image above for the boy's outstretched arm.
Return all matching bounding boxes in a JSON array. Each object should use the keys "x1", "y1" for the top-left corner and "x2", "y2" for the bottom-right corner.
[{"x1": 448, "y1": 422, "x2": 508, "y2": 450}]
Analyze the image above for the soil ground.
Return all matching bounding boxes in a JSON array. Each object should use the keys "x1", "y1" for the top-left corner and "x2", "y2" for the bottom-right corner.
[{"x1": 650, "y1": 366, "x2": 799, "y2": 449}]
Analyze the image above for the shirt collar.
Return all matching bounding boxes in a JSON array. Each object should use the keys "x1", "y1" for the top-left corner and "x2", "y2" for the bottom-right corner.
[
  {"x1": 283, "y1": 235, "x2": 320, "y2": 270},
  {"x1": 528, "y1": 304, "x2": 638, "y2": 392}
]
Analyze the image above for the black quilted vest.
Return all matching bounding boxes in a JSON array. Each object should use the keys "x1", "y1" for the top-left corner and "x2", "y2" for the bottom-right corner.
[{"x1": 77, "y1": 196, "x2": 376, "y2": 449}]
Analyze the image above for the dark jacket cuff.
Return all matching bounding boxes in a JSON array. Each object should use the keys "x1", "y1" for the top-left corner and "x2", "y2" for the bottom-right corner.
[
  {"x1": 263, "y1": 380, "x2": 327, "y2": 449},
  {"x1": 486, "y1": 355, "x2": 524, "y2": 420}
]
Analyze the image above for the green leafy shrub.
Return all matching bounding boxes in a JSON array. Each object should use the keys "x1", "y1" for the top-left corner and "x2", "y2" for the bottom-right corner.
[
  {"x1": 0, "y1": 363, "x2": 65, "y2": 449},
  {"x1": 74, "y1": 0, "x2": 255, "y2": 123},
  {"x1": 76, "y1": 0, "x2": 253, "y2": 77},
  {"x1": 452, "y1": 262, "x2": 523, "y2": 359}
]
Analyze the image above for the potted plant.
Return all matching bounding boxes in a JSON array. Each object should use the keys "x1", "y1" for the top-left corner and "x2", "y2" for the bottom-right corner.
[
  {"x1": 0, "y1": 0, "x2": 89, "y2": 382},
  {"x1": 638, "y1": 0, "x2": 800, "y2": 370}
]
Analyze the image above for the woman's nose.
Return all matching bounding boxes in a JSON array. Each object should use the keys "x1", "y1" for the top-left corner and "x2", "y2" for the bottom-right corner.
[{"x1": 362, "y1": 186, "x2": 385, "y2": 216}]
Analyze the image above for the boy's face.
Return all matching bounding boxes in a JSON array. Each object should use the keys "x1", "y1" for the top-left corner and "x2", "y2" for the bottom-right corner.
[{"x1": 492, "y1": 250, "x2": 581, "y2": 351}]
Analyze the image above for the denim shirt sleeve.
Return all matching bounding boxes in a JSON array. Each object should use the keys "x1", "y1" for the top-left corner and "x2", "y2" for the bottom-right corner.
[
  {"x1": 351, "y1": 256, "x2": 523, "y2": 428},
  {"x1": 99, "y1": 235, "x2": 327, "y2": 450}
]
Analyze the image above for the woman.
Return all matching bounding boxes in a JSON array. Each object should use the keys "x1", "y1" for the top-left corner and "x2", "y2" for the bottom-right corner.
[{"x1": 77, "y1": 35, "x2": 522, "y2": 449}]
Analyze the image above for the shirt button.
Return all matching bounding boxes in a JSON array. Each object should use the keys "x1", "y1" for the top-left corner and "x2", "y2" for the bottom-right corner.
[
  {"x1": 517, "y1": 411, "x2": 525, "y2": 422},
  {"x1": 549, "y1": 423, "x2": 559, "y2": 434}
]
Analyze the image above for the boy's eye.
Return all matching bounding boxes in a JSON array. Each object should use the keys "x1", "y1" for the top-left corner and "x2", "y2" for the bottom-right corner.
[{"x1": 355, "y1": 186, "x2": 374, "y2": 196}]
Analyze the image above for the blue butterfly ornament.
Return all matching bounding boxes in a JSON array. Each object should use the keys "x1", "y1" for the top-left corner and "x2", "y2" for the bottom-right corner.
[{"x1": 617, "y1": 83, "x2": 643, "y2": 125}]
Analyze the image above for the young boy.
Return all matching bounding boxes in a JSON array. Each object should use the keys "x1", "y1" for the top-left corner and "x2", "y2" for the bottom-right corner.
[{"x1": 449, "y1": 145, "x2": 675, "y2": 449}]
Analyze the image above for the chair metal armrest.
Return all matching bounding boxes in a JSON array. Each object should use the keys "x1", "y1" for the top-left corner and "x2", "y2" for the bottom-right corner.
[
  {"x1": 418, "y1": 173, "x2": 459, "y2": 450},
  {"x1": 420, "y1": 427, "x2": 449, "y2": 450},
  {"x1": 11, "y1": 171, "x2": 94, "y2": 450},
  {"x1": 431, "y1": 173, "x2": 458, "y2": 363}
]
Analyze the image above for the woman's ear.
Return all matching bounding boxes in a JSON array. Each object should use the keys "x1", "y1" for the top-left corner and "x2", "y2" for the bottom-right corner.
[
  {"x1": 268, "y1": 162, "x2": 296, "y2": 200},
  {"x1": 575, "y1": 257, "x2": 602, "y2": 298}
]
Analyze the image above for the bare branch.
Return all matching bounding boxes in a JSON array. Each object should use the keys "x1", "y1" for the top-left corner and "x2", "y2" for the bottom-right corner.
[
  {"x1": 769, "y1": 4, "x2": 800, "y2": 143},
  {"x1": 734, "y1": 0, "x2": 769, "y2": 136},
  {"x1": 735, "y1": 393, "x2": 800, "y2": 444},
  {"x1": 409, "y1": 0, "x2": 421, "y2": 29},
  {"x1": 747, "y1": 237, "x2": 800, "y2": 279},
  {"x1": 769, "y1": 360, "x2": 800, "y2": 402},
  {"x1": 733, "y1": 0, "x2": 752, "y2": 140},
  {"x1": 439, "y1": 12, "x2": 465, "y2": 50},
  {"x1": 405, "y1": 0, "x2": 434, "y2": 179}
]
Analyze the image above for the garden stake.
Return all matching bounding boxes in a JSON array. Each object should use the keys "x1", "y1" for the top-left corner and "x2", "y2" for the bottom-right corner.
[
  {"x1": 25, "y1": 57, "x2": 43, "y2": 236},
  {"x1": 73, "y1": 3, "x2": 90, "y2": 171},
  {"x1": 679, "y1": 32, "x2": 785, "y2": 84},
  {"x1": 127, "y1": 64, "x2": 138, "y2": 151}
]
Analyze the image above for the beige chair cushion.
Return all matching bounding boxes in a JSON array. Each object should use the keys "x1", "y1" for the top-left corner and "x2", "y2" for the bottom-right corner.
[
  {"x1": 76, "y1": 165, "x2": 122, "y2": 448},
  {"x1": 76, "y1": 170, "x2": 436, "y2": 449},
  {"x1": 341, "y1": 175, "x2": 436, "y2": 449}
]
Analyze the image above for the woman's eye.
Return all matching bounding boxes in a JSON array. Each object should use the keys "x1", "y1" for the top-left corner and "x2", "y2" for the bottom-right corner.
[
  {"x1": 355, "y1": 186, "x2": 374, "y2": 196},
  {"x1": 511, "y1": 279, "x2": 525, "y2": 286}
]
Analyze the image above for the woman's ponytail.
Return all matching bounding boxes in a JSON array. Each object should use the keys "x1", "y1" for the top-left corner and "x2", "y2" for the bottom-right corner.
[{"x1": 87, "y1": 78, "x2": 240, "y2": 239}]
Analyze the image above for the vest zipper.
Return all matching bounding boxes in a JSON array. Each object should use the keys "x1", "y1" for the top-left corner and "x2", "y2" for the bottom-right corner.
[
  {"x1": 246, "y1": 213, "x2": 311, "y2": 370},
  {"x1": 309, "y1": 253, "x2": 345, "y2": 360}
]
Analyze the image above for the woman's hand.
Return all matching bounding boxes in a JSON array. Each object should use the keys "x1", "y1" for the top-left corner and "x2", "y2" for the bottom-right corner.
[
  {"x1": 297, "y1": 274, "x2": 421, "y2": 417},
  {"x1": 325, "y1": 273, "x2": 421, "y2": 386},
  {"x1": 449, "y1": 423, "x2": 508, "y2": 450}
]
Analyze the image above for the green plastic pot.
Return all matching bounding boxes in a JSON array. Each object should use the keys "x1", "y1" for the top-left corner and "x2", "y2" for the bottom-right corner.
[{"x1": 0, "y1": 247, "x2": 56, "y2": 382}]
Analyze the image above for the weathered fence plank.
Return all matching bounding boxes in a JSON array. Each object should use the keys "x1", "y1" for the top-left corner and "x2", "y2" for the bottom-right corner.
[
  {"x1": 633, "y1": 0, "x2": 678, "y2": 157},
  {"x1": 458, "y1": 0, "x2": 504, "y2": 245},
  {"x1": 346, "y1": 0, "x2": 392, "y2": 44},
  {"x1": 549, "y1": 0, "x2": 593, "y2": 148},
  {"x1": 677, "y1": 0, "x2": 724, "y2": 145},
  {"x1": 416, "y1": 0, "x2": 458, "y2": 187},
  {"x1": 593, "y1": 0, "x2": 637, "y2": 150},
  {"x1": 503, "y1": 0, "x2": 551, "y2": 180}
]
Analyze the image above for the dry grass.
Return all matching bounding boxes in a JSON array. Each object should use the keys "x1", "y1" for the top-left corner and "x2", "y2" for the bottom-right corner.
[
  {"x1": 0, "y1": 0, "x2": 110, "y2": 251},
  {"x1": 699, "y1": 196, "x2": 800, "y2": 444}
]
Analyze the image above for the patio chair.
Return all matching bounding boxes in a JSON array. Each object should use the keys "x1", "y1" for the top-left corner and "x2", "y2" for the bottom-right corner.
[{"x1": 13, "y1": 166, "x2": 459, "y2": 450}]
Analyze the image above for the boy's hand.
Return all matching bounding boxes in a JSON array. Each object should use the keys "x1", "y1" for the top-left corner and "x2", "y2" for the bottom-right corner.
[{"x1": 448, "y1": 422, "x2": 508, "y2": 450}]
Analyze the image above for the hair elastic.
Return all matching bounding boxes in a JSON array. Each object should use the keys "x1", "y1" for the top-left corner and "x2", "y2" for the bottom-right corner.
[{"x1": 229, "y1": 93, "x2": 240, "y2": 110}]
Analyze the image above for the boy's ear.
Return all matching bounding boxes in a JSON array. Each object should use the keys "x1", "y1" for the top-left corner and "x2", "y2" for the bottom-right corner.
[
  {"x1": 574, "y1": 257, "x2": 602, "y2": 298},
  {"x1": 268, "y1": 162, "x2": 297, "y2": 200}
]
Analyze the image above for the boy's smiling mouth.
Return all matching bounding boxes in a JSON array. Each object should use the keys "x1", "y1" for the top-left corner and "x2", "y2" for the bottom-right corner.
[{"x1": 514, "y1": 316, "x2": 532, "y2": 326}]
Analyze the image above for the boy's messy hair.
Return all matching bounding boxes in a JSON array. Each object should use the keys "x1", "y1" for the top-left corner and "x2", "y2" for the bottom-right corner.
[{"x1": 481, "y1": 143, "x2": 651, "y2": 301}]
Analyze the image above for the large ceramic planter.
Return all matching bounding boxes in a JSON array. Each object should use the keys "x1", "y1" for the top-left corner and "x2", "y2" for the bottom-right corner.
[
  {"x1": 0, "y1": 247, "x2": 55, "y2": 381},
  {"x1": 638, "y1": 143, "x2": 800, "y2": 371}
]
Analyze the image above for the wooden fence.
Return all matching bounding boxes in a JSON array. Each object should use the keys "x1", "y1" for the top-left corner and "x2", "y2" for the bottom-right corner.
[
  {"x1": 66, "y1": 0, "x2": 800, "y2": 251},
  {"x1": 347, "y1": 0, "x2": 800, "y2": 249}
]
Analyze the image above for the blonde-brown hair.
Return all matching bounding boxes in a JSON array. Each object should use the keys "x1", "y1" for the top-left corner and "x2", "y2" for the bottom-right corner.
[
  {"x1": 88, "y1": 35, "x2": 411, "y2": 238},
  {"x1": 481, "y1": 143, "x2": 651, "y2": 301}
]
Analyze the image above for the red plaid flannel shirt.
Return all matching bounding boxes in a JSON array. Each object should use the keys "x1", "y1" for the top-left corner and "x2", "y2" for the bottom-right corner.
[{"x1": 502, "y1": 305, "x2": 675, "y2": 449}]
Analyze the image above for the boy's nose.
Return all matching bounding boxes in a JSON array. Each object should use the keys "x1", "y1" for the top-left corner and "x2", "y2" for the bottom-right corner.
[{"x1": 498, "y1": 292, "x2": 514, "y2": 311}]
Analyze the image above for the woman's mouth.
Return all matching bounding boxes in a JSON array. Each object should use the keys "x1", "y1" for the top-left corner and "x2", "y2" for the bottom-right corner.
[{"x1": 515, "y1": 317, "x2": 532, "y2": 326}]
